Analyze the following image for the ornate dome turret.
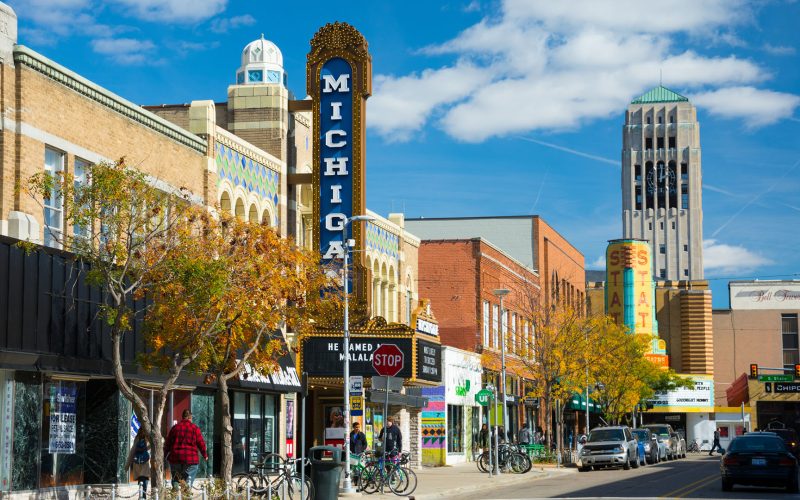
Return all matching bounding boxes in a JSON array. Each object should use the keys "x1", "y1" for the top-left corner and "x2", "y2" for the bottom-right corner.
[{"x1": 236, "y1": 34, "x2": 286, "y2": 86}]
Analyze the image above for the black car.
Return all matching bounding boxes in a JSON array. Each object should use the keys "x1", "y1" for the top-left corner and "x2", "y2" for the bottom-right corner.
[
  {"x1": 768, "y1": 428, "x2": 800, "y2": 457},
  {"x1": 720, "y1": 432, "x2": 799, "y2": 493}
]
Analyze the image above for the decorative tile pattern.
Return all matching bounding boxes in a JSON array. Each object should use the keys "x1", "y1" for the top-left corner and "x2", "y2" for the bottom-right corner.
[
  {"x1": 366, "y1": 223, "x2": 399, "y2": 260},
  {"x1": 215, "y1": 142, "x2": 280, "y2": 223}
]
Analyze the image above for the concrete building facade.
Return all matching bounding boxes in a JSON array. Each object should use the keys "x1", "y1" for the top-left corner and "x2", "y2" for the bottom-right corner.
[{"x1": 622, "y1": 86, "x2": 704, "y2": 281}]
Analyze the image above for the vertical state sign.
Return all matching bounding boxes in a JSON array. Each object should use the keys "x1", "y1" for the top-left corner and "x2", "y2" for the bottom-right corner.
[{"x1": 308, "y1": 22, "x2": 372, "y2": 298}]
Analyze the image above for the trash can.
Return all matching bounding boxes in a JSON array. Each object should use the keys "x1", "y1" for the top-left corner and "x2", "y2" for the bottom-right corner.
[{"x1": 310, "y1": 445, "x2": 344, "y2": 500}]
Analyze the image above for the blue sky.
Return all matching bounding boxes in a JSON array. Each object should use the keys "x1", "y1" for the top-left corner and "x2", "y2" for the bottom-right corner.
[{"x1": 10, "y1": 0, "x2": 799, "y2": 308}]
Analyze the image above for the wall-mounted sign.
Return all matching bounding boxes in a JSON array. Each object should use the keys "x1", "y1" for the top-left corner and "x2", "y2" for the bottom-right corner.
[
  {"x1": 416, "y1": 318, "x2": 439, "y2": 336},
  {"x1": 309, "y1": 22, "x2": 372, "y2": 298},
  {"x1": 417, "y1": 339, "x2": 442, "y2": 383},
  {"x1": 648, "y1": 375, "x2": 714, "y2": 410},
  {"x1": 730, "y1": 282, "x2": 800, "y2": 310},
  {"x1": 774, "y1": 382, "x2": 800, "y2": 394},
  {"x1": 48, "y1": 382, "x2": 77, "y2": 454},
  {"x1": 302, "y1": 337, "x2": 413, "y2": 378},
  {"x1": 349, "y1": 375, "x2": 363, "y2": 394}
]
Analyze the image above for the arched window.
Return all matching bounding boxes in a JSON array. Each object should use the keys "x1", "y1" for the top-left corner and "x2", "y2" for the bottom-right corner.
[
  {"x1": 220, "y1": 191, "x2": 232, "y2": 215},
  {"x1": 248, "y1": 204, "x2": 258, "y2": 223},
  {"x1": 235, "y1": 198, "x2": 246, "y2": 221}
]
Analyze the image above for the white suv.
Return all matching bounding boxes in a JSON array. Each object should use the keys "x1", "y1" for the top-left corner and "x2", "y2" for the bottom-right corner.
[{"x1": 579, "y1": 426, "x2": 639, "y2": 471}]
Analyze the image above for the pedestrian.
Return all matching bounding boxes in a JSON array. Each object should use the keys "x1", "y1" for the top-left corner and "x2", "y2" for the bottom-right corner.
[
  {"x1": 518, "y1": 422, "x2": 532, "y2": 445},
  {"x1": 164, "y1": 409, "x2": 208, "y2": 488},
  {"x1": 497, "y1": 426, "x2": 506, "y2": 444},
  {"x1": 350, "y1": 422, "x2": 367, "y2": 455},
  {"x1": 478, "y1": 423, "x2": 489, "y2": 453},
  {"x1": 378, "y1": 416, "x2": 402, "y2": 454},
  {"x1": 709, "y1": 427, "x2": 721, "y2": 456},
  {"x1": 125, "y1": 428, "x2": 150, "y2": 499}
]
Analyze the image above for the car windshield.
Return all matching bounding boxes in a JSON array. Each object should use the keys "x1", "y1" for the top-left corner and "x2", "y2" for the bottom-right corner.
[
  {"x1": 632, "y1": 430, "x2": 649, "y2": 441},
  {"x1": 647, "y1": 426, "x2": 670, "y2": 437},
  {"x1": 729, "y1": 437, "x2": 787, "y2": 453},
  {"x1": 589, "y1": 429, "x2": 625, "y2": 442}
]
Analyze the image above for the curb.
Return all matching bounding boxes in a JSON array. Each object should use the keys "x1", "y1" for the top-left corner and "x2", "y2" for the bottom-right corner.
[{"x1": 408, "y1": 469, "x2": 557, "y2": 500}]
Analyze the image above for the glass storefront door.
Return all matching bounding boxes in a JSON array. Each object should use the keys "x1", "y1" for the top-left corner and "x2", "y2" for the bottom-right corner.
[
  {"x1": 232, "y1": 391, "x2": 278, "y2": 474},
  {"x1": 447, "y1": 405, "x2": 463, "y2": 453}
]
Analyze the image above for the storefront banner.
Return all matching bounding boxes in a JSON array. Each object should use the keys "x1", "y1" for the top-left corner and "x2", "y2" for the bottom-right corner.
[
  {"x1": 302, "y1": 337, "x2": 414, "y2": 378},
  {"x1": 730, "y1": 282, "x2": 800, "y2": 310},
  {"x1": 444, "y1": 348, "x2": 482, "y2": 406},
  {"x1": 417, "y1": 340, "x2": 442, "y2": 383},
  {"x1": 48, "y1": 383, "x2": 77, "y2": 454},
  {"x1": 237, "y1": 341, "x2": 302, "y2": 392},
  {"x1": 648, "y1": 375, "x2": 714, "y2": 410}
]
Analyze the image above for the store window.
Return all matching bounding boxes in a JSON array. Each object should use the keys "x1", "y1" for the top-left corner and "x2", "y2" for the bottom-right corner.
[
  {"x1": 782, "y1": 314, "x2": 799, "y2": 372},
  {"x1": 482, "y1": 301, "x2": 490, "y2": 347},
  {"x1": 232, "y1": 392, "x2": 277, "y2": 474},
  {"x1": 492, "y1": 305, "x2": 499, "y2": 348},
  {"x1": 40, "y1": 379, "x2": 87, "y2": 487},
  {"x1": 447, "y1": 405, "x2": 463, "y2": 453},
  {"x1": 44, "y1": 148, "x2": 65, "y2": 248}
]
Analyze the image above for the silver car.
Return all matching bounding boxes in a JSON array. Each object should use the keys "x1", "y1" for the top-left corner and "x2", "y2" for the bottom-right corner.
[
  {"x1": 579, "y1": 426, "x2": 639, "y2": 471},
  {"x1": 644, "y1": 424, "x2": 678, "y2": 460}
]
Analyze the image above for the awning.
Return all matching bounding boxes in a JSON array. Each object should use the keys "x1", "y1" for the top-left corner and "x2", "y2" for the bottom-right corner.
[
  {"x1": 235, "y1": 340, "x2": 302, "y2": 393},
  {"x1": 566, "y1": 393, "x2": 601, "y2": 413}
]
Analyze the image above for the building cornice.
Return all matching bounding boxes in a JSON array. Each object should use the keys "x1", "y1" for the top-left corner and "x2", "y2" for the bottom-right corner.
[{"x1": 13, "y1": 45, "x2": 207, "y2": 154}]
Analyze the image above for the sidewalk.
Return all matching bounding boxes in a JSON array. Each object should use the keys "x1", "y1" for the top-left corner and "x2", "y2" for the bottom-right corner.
[{"x1": 357, "y1": 461, "x2": 575, "y2": 500}]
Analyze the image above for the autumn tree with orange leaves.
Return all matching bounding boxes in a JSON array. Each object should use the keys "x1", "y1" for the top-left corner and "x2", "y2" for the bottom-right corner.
[
  {"x1": 143, "y1": 211, "x2": 336, "y2": 483},
  {"x1": 25, "y1": 159, "x2": 196, "y2": 489}
]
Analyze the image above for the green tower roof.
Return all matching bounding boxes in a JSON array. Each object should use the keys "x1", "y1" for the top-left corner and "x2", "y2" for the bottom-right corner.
[{"x1": 631, "y1": 85, "x2": 689, "y2": 104}]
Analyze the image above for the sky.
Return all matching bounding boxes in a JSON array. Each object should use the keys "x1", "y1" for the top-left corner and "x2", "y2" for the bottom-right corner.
[{"x1": 9, "y1": 0, "x2": 800, "y2": 308}]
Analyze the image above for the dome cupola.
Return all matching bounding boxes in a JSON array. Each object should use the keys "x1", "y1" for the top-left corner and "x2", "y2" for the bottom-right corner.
[{"x1": 236, "y1": 34, "x2": 286, "y2": 86}]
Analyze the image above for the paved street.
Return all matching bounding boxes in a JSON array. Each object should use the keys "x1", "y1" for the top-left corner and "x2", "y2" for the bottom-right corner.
[{"x1": 454, "y1": 454, "x2": 796, "y2": 499}]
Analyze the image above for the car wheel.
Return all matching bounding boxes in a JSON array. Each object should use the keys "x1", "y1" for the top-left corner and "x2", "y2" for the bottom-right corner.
[
  {"x1": 623, "y1": 453, "x2": 631, "y2": 470},
  {"x1": 632, "y1": 456, "x2": 640, "y2": 469},
  {"x1": 721, "y1": 479, "x2": 733, "y2": 492},
  {"x1": 578, "y1": 466, "x2": 591, "y2": 472}
]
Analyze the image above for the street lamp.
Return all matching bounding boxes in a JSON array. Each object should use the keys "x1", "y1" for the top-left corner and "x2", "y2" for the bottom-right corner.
[
  {"x1": 341, "y1": 214, "x2": 374, "y2": 494},
  {"x1": 493, "y1": 288, "x2": 510, "y2": 462}
]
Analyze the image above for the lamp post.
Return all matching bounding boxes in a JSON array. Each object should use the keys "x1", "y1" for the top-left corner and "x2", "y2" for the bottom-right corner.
[
  {"x1": 493, "y1": 288, "x2": 510, "y2": 456},
  {"x1": 341, "y1": 214, "x2": 374, "y2": 494}
]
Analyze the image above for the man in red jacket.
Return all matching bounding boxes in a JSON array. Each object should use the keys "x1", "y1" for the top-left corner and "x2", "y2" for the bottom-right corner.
[{"x1": 165, "y1": 409, "x2": 208, "y2": 488}]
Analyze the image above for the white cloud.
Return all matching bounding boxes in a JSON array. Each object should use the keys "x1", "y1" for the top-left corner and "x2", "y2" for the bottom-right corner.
[
  {"x1": 209, "y1": 14, "x2": 256, "y2": 34},
  {"x1": 369, "y1": 0, "x2": 793, "y2": 142},
  {"x1": 463, "y1": 1, "x2": 481, "y2": 13},
  {"x1": 110, "y1": 0, "x2": 227, "y2": 23},
  {"x1": 763, "y1": 43, "x2": 796, "y2": 56},
  {"x1": 590, "y1": 255, "x2": 606, "y2": 268},
  {"x1": 11, "y1": 0, "x2": 128, "y2": 44},
  {"x1": 91, "y1": 38, "x2": 157, "y2": 65},
  {"x1": 692, "y1": 86, "x2": 800, "y2": 127},
  {"x1": 703, "y1": 239, "x2": 772, "y2": 274}
]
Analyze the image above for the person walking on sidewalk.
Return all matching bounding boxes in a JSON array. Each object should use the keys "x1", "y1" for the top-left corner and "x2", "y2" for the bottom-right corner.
[
  {"x1": 165, "y1": 409, "x2": 208, "y2": 488},
  {"x1": 478, "y1": 424, "x2": 489, "y2": 453},
  {"x1": 518, "y1": 423, "x2": 532, "y2": 445},
  {"x1": 378, "y1": 416, "x2": 403, "y2": 454},
  {"x1": 709, "y1": 428, "x2": 722, "y2": 456},
  {"x1": 125, "y1": 428, "x2": 150, "y2": 499}
]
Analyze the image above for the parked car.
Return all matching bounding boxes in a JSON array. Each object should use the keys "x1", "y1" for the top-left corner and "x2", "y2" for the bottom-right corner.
[
  {"x1": 671, "y1": 431, "x2": 687, "y2": 458},
  {"x1": 632, "y1": 428, "x2": 659, "y2": 464},
  {"x1": 765, "y1": 427, "x2": 800, "y2": 457},
  {"x1": 720, "y1": 432, "x2": 799, "y2": 493},
  {"x1": 579, "y1": 426, "x2": 639, "y2": 471},
  {"x1": 644, "y1": 424, "x2": 678, "y2": 460}
]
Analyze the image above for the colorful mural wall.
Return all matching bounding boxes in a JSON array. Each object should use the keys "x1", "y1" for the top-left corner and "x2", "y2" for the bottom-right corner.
[
  {"x1": 420, "y1": 386, "x2": 445, "y2": 466},
  {"x1": 605, "y1": 239, "x2": 668, "y2": 365}
]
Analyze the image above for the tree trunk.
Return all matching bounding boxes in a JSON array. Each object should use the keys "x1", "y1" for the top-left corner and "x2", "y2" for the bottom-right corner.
[
  {"x1": 111, "y1": 330, "x2": 164, "y2": 489},
  {"x1": 545, "y1": 393, "x2": 553, "y2": 449},
  {"x1": 218, "y1": 375, "x2": 234, "y2": 484}
]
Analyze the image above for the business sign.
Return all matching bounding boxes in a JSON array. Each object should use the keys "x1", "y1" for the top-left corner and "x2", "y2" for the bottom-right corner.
[
  {"x1": 774, "y1": 382, "x2": 800, "y2": 394},
  {"x1": 475, "y1": 389, "x2": 492, "y2": 406},
  {"x1": 730, "y1": 282, "x2": 800, "y2": 310},
  {"x1": 301, "y1": 337, "x2": 413, "y2": 378},
  {"x1": 444, "y1": 348, "x2": 482, "y2": 405},
  {"x1": 648, "y1": 374, "x2": 714, "y2": 410},
  {"x1": 606, "y1": 240, "x2": 656, "y2": 336},
  {"x1": 1, "y1": 376, "x2": 14, "y2": 489},
  {"x1": 48, "y1": 383, "x2": 77, "y2": 454},
  {"x1": 417, "y1": 339, "x2": 442, "y2": 383},
  {"x1": 349, "y1": 375, "x2": 363, "y2": 394},
  {"x1": 309, "y1": 22, "x2": 372, "y2": 298},
  {"x1": 416, "y1": 318, "x2": 439, "y2": 336}
]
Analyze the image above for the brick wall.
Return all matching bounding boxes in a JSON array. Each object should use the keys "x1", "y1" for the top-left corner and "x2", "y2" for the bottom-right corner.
[{"x1": 533, "y1": 217, "x2": 586, "y2": 310}]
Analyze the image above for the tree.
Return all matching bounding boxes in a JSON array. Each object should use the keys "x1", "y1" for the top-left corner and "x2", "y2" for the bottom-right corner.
[
  {"x1": 142, "y1": 211, "x2": 336, "y2": 483},
  {"x1": 24, "y1": 159, "x2": 195, "y2": 489}
]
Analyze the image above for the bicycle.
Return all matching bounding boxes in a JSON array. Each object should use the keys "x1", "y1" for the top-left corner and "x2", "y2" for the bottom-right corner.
[
  {"x1": 357, "y1": 450, "x2": 414, "y2": 495},
  {"x1": 233, "y1": 452, "x2": 313, "y2": 499},
  {"x1": 687, "y1": 439, "x2": 701, "y2": 453}
]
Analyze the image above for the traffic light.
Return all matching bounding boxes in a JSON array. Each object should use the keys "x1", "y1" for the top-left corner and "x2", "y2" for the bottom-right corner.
[
  {"x1": 750, "y1": 364, "x2": 759, "y2": 379},
  {"x1": 795, "y1": 364, "x2": 800, "y2": 378}
]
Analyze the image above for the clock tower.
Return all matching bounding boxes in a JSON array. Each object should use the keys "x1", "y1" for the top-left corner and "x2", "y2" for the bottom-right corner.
[
  {"x1": 228, "y1": 34, "x2": 289, "y2": 162},
  {"x1": 621, "y1": 86, "x2": 704, "y2": 281}
]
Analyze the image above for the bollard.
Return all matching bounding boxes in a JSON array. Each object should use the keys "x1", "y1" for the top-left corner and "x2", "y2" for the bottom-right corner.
[
  {"x1": 86, "y1": 485, "x2": 92, "y2": 500},
  {"x1": 201, "y1": 484, "x2": 207, "y2": 500},
  {"x1": 139, "y1": 483, "x2": 144, "y2": 500},
  {"x1": 225, "y1": 485, "x2": 230, "y2": 500},
  {"x1": 245, "y1": 484, "x2": 250, "y2": 500},
  {"x1": 111, "y1": 484, "x2": 117, "y2": 500},
  {"x1": 154, "y1": 488, "x2": 159, "y2": 500},
  {"x1": 177, "y1": 486, "x2": 182, "y2": 500}
]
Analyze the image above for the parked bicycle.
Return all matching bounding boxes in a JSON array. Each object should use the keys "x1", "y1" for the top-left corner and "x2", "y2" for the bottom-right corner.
[
  {"x1": 354, "y1": 450, "x2": 418, "y2": 496},
  {"x1": 687, "y1": 439, "x2": 702, "y2": 453},
  {"x1": 476, "y1": 443, "x2": 532, "y2": 474},
  {"x1": 233, "y1": 452, "x2": 314, "y2": 500}
]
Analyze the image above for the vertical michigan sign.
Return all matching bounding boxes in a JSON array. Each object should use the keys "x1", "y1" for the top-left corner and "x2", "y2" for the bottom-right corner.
[{"x1": 308, "y1": 22, "x2": 372, "y2": 298}]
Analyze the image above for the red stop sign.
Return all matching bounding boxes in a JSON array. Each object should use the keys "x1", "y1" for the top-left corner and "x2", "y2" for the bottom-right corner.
[{"x1": 372, "y1": 344, "x2": 404, "y2": 377}]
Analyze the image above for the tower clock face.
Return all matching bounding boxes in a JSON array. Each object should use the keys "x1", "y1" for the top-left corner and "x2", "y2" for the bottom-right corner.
[{"x1": 647, "y1": 167, "x2": 676, "y2": 195}]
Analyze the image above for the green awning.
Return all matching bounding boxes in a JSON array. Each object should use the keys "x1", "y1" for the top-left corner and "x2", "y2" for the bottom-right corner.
[{"x1": 566, "y1": 393, "x2": 602, "y2": 413}]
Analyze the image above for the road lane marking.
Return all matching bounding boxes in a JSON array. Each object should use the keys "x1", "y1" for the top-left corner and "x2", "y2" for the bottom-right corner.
[
  {"x1": 659, "y1": 472, "x2": 718, "y2": 498},
  {"x1": 675, "y1": 475, "x2": 720, "y2": 498}
]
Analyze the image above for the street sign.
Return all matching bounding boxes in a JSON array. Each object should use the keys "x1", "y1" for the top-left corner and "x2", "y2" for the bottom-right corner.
[
  {"x1": 774, "y1": 382, "x2": 800, "y2": 394},
  {"x1": 350, "y1": 395, "x2": 363, "y2": 412},
  {"x1": 758, "y1": 374, "x2": 793, "y2": 382},
  {"x1": 765, "y1": 382, "x2": 772, "y2": 393},
  {"x1": 372, "y1": 375, "x2": 403, "y2": 392},
  {"x1": 349, "y1": 375, "x2": 363, "y2": 394},
  {"x1": 372, "y1": 344, "x2": 404, "y2": 377},
  {"x1": 523, "y1": 397, "x2": 540, "y2": 407},
  {"x1": 475, "y1": 389, "x2": 493, "y2": 406}
]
